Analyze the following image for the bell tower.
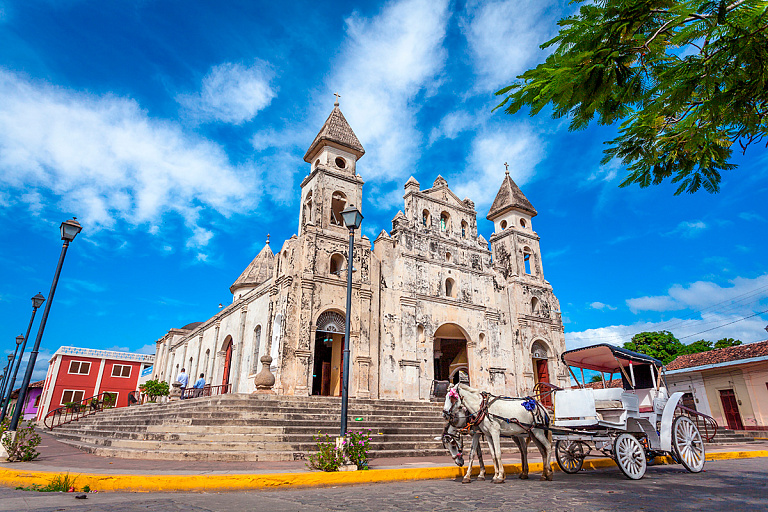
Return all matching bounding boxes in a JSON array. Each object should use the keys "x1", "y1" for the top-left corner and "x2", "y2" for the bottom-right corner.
[
  {"x1": 487, "y1": 164, "x2": 543, "y2": 282},
  {"x1": 299, "y1": 95, "x2": 365, "y2": 236}
]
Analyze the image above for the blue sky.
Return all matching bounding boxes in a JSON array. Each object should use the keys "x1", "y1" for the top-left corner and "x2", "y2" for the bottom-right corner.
[{"x1": 1, "y1": 0, "x2": 767, "y2": 387}]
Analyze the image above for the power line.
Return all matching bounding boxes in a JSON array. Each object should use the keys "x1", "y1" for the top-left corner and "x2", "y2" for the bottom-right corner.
[{"x1": 678, "y1": 308, "x2": 768, "y2": 340}]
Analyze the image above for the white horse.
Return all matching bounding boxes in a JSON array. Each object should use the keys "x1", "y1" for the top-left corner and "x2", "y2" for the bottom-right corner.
[
  {"x1": 440, "y1": 422, "x2": 487, "y2": 482},
  {"x1": 443, "y1": 383, "x2": 553, "y2": 483}
]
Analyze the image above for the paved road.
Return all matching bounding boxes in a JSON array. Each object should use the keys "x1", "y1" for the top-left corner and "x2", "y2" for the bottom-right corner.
[{"x1": 1, "y1": 458, "x2": 765, "y2": 512}]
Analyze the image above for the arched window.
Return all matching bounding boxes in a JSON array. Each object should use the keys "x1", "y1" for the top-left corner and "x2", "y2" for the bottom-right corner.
[
  {"x1": 329, "y1": 253, "x2": 345, "y2": 275},
  {"x1": 417, "y1": 324, "x2": 425, "y2": 343},
  {"x1": 500, "y1": 220, "x2": 508, "y2": 230},
  {"x1": 440, "y1": 211, "x2": 450, "y2": 232},
  {"x1": 252, "y1": 326, "x2": 262, "y2": 372},
  {"x1": 203, "y1": 349, "x2": 210, "y2": 379},
  {"x1": 330, "y1": 191, "x2": 347, "y2": 226},
  {"x1": 422, "y1": 209, "x2": 430, "y2": 227},
  {"x1": 520, "y1": 218, "x2": 527, "y2": 228},
  {"x1": 531, "y1": 297, "x2": 540, "y2": 315},
  {"x1": 523, "y1": 247, "x2": 533, "y2": 275},
  {"x1": 461, "y1": 221, "x2": 467, "y2": 238},
  {"x1": 445, "y1": 278, "x2": 456, "y2": 298}
]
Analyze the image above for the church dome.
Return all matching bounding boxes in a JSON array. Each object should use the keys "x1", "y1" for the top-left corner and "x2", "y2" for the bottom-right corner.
[{"x1": 230, "y1": 239, "x2": 275, "y2": 294}]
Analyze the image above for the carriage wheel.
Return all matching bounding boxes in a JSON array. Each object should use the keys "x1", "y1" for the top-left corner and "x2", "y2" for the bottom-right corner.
[
  {"x1": 555, "y1": 441, "x2": 584, "y2": 474},
  {"x1": 614, "y1": 434, "x2": 646, "y2": 480},
  {"x1": 672, "y1": 416, "x2": 705, "y2": 473}
]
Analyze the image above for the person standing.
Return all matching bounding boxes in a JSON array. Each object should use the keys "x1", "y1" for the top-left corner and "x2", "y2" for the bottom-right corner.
[{"x1": 177, "y1": 368, "x2": 189, "y2": 399}]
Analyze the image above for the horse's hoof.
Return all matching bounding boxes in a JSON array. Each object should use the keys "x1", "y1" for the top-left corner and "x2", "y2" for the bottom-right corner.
[
  {"x1": 519, "y1": 473, "x2": 529, "y2": 480},
  {"x1": 546, "y1": 474, "x2": 553, "y2": 481},
  {"x1": 492, "y1": 478, "x2": 503, "y2": 484},
  {"x1": 477, "y1": 475, "x2": 485, "y2": 481},
  {"x1": 540, "y1": 475, "x2": 549, "y2": 481},
  {"x1": 461, "y1": 478, "x2": 471, "y2": 484}
]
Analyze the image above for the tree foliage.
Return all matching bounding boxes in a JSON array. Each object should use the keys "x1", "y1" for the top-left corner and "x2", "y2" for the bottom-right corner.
[
  {"x1": 624, "y1": 331, "x2": 743, "y2": 364},
  {"x1": 495, "y1": 0, "x2": 768, "y2": 194},
  {"x1": 139, "y1": 380, "x2": 170, "y2": 402}
]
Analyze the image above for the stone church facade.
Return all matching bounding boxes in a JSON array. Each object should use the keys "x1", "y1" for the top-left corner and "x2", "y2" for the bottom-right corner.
[{"x1": 151, "y1": 102, "x2": 569, "y2": 401}]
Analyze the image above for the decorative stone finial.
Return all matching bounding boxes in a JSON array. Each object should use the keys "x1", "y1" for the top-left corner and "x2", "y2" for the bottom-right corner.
[
  {"x1": 504, "y1": 162, "x2": 509, "y2": 175},
  {"x1": 333, "y1": 92, "x2": 341, "y2": 106},
  {"x1": 253, "y1": 355, "x2": 276, "y2": 392},
  {"x1": 266, "y1": 233, "x2": 270, "y2": 245}
]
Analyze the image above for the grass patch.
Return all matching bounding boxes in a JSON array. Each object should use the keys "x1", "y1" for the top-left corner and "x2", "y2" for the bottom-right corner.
[{"x1": 16, "y1": 472, "x2": 78, "y2": 492}]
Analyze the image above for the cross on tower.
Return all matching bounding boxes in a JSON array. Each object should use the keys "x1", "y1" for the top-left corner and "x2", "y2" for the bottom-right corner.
[
  {"x1": 266, "y1": 234, "x2": 270, "y2": 245},
  {"x1": 333, "y1": 92, "x2": 341, "y2": 106},
  {"x1": 504, "y1": 162, "x2": 509, "y2": 175}
]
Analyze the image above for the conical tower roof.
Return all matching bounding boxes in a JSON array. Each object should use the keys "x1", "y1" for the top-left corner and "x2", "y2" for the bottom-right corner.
[
  {"x1": 487, "y1": 170, "x2": 537, "y2": 220},
  {"x1": 303, "y1": 102, "x2": 365, "y2": 162},
  {"x1": 230, "y1": 239, "x2": 275, "y2": 294}
]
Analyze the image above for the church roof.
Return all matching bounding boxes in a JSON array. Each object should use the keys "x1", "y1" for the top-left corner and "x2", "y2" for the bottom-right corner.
[
  {"x1": 303, "y1": 104, "x2": 365, "y2": 162},
  {"x1": 487, "y1": 171, "x2": 537, "y2": 220},
  {"x1": 230, "y1": 241, "x2": 275, "y2": 294}
]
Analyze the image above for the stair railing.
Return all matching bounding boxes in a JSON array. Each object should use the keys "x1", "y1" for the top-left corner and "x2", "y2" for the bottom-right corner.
[
  {"x1": 44, "y1": 391, "x2": 118, "y2": 430},
  {"x1": 180, "y1": 383, "x2": 230, "y2": 400},
  {"x1": 675, "y1": 403, "x2": 718, "y2": 442}
]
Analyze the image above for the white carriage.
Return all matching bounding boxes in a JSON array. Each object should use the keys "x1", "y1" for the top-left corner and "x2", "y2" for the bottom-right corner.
[{"x1": 550, "y1": 344, "x2": 716, "y2": 480}]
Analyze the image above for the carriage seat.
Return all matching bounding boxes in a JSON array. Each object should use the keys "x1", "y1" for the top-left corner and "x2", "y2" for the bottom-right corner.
[
  {"x1": 592, "y1": 388, "x2": 624, "y2": 409},
  {"x1": 595, "y1": 400, "x2": 623, "y2": 409}
]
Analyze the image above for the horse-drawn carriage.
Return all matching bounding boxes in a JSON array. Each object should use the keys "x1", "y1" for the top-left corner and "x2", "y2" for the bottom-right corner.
[
  {"x1": 550, "y1": 344, "x2": 716, "y2": 479},
  {"x1": 440, "y1": 343, "x2": 717, "y2": 482}
]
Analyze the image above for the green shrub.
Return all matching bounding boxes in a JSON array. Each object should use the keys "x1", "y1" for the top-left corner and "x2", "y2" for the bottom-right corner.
[
  {"x1": 344, "y1": 430, "x2": 373, "y2": 470},
  {"x1": 16, "y1": 472, "x2": 77, "y2": 492},
  {"x1": 139, "y1": 380, "x2": 170, "y2": 402},
  {"x1": 306, "y1": 433, "x2": 344, "y2": 472},
  {"x1": 1, "y1": 419, "x2": 41, "y2": 462}
]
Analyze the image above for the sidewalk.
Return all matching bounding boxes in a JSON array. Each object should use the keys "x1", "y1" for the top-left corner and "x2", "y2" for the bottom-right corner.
[{"x1": 0, "y1": 432, "x2": 765, "y2": 492}]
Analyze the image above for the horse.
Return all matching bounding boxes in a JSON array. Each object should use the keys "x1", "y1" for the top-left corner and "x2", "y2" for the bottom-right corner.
[
  {"x1": 443, "y1": 383, "x2": 553, "y2": 483},
  {"x1": 440, "y1": 421, "x2": 487, "y2": 483}
]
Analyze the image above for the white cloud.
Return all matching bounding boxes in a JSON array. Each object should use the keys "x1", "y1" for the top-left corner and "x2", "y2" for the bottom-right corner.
[
  {"x1": 178, "y1": 61, "x2": 276, "y2": 125},
  {"x1": 590, "y1": 301, "x2": 617, "y2": 311},
  {"x1": 627, "y1": 274, "x2": 768, "y2": 314},
  {"x1": 428, "y1": 111, "x2": 475, "y2": 145},
  {"x1": 0, "y1": 69, "x2": 255, "y2": 250},
  {"x1": 461, "y1": 0, "x2": 560, "y2": 93},
  {"x1": 453, "y1": 124, "x2": 546, "y2": 208},
  {"x1": 135, "y1": 344, "x2": 157, "y2": 355},
  {"x1": 329, "y1": 0, "x2": 451, "y2": 181},
  {"x1": 739, "y1": 211, "x2": 766, "y2": 222},
  {"x1": 667, "y1": 220, "x2": 707, "y2": 238}
]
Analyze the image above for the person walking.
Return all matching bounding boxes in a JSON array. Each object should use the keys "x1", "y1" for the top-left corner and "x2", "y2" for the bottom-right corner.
[{"x1": 177, "y1": 368, "x2": 189, "y2": 399}]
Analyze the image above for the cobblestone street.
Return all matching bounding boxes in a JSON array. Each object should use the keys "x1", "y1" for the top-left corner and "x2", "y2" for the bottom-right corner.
[{"x1": 1, "y1": 458, "x2": 766, "y2": 512}]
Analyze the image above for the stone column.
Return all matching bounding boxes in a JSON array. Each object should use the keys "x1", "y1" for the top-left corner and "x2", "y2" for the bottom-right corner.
[{"x1": 233, "y1": 307, "x2": 248, "y2": 392}]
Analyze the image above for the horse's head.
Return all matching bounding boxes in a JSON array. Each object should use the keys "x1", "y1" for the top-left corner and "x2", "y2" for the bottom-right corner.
[
  {"x1": 440, "y1": 423, "x2": 465, "y2": 467},
  {"x1": 442, "y1": 384, "x2": 461, "y2": 421}
]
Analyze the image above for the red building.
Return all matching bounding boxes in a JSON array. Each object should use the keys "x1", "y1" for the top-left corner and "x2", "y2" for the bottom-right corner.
[{"x1": 37, "y1": 346, "x2": 154, "y2": 422}]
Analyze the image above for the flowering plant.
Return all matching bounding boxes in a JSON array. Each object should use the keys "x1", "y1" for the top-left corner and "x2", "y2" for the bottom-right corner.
[
  {"x1": 306, "y1": 433, "x2": 344, "y2": 472},
  {"x1": 345, "y1": 429, "x2": 372, "y2": 470}
]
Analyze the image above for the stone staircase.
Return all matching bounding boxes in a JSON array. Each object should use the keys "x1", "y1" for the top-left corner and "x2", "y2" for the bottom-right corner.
[
  {"x1": 705, "y1": 427, "x2": 755, "y2": 445},
  {"x1": 45, "y1": 393, "x2": 521, "y2": 462}
]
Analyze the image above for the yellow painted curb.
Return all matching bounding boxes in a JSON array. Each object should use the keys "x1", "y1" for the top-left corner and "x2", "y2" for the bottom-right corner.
[{"x1": 0, "y1": 450, "x2": 765, "y2": 492}]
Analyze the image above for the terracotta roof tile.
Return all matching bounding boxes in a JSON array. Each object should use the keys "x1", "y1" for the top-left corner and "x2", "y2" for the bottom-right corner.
[
  {"x1": 667, "y1": 340, "x2": 768, "y2": 370},
  {"x1": 580, "y1": 378, "x2": 622, "y2": 390}
]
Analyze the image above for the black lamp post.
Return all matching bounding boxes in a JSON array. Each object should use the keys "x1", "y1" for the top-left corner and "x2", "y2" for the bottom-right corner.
[
  {"x1": 8, "y1": 218, "x2": 81, "y2": 433},
  {"x1": 0, "y1": 355, "x2": 12, "y2": 407},
  {"x1": 339, "y1": 204, "x2": 363, "y2": 437},
  {"x1": 0, "y1": 338, "x2": 24, "y2": 421},
  {"x1": 0, "y1": 293, "x2": 45, "y2": 423}
]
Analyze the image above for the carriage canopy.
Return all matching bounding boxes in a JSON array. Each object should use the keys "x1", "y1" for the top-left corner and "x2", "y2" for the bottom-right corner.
[{"x1": 561, "y1": 344, "x2": 663, "y2": 373}]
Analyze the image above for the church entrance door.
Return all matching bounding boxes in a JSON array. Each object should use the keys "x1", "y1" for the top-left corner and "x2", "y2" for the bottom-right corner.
[
  {"x1": 531, "y1": 341, "x2": 552, "y2": 407},
  {"x1": 312, "y1": 311, "x2": 345, "y2": 396},
  {"x1": 222, "y1": 339, "x2": 233, "y2": 391},
  {"x1": 433, "y1": 324, "x2": 469, "y2": 384}
]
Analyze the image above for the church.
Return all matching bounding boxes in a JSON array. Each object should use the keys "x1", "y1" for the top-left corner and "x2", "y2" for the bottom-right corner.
[{"x1": 150, "y1": 101, "x2": 569, "y2": 401}]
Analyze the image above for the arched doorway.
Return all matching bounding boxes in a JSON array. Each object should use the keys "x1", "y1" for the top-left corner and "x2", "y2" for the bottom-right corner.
[
  {"x1": 312, "y1": 311, "x2": 345, "y2": 396},
  {"x1": 221, "y1": 337, "x2": 234, "y2": 391},
  {"x1": 531, "y1": 341, "x2": 551, "y2": 407},
  {"x1": 433, "y1": 323, "x2": 469, "y2": 384}
]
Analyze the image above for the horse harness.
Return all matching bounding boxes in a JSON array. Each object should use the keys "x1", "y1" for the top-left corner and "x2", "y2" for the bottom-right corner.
[{"x1": 450, "y1": 388, "x2": 549, "y2": 434}]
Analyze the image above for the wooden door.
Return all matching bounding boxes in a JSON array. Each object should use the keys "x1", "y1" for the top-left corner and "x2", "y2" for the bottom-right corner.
[
  {"x1": 321, "y1": 362, "x2": 331, "y2": 396},
  {"x1": 719, "y1": 389, "x2": 744, "y2": 430},
  {"x1": 535, "y1": 359, "x2": 552, "y2": 407},
  {"x1": 221, "y1": 340, "x2": 233, "y2": 392}
]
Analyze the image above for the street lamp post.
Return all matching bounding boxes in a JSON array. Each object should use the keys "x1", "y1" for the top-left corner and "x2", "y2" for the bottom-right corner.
[
  {"x1": 7, "y1": 218, "x2": 81, "y2": 436},
  {"x1": 0, "y1": 339, "x2": 24, "y2": 421},
  {"x1": 0, "y1": 293, "x2": 45, "y2": 423},
  {"x1": 339, "y1": 204, "x2": 363, "y2": 437},
  {"x1": 0, "y1": 355, "x2": 12, "y2": 408}
]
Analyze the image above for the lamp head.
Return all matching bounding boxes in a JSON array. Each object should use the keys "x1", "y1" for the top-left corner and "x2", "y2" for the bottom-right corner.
[
  {"x1": 341, "y1": 204, "x2": 363, "y2": 230},
  {"x1": 31, "y1": 293, "x2": 45, "y2": 309},
  {"x1": 60, "y1": 217, "x2": 82, "y2": 242},
  {"x1": 16, "y1": 335, "x2": 24, "y2": 346},
  {"x1": 7, "y1": 354, "x2": 12, "y2": 363}
]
